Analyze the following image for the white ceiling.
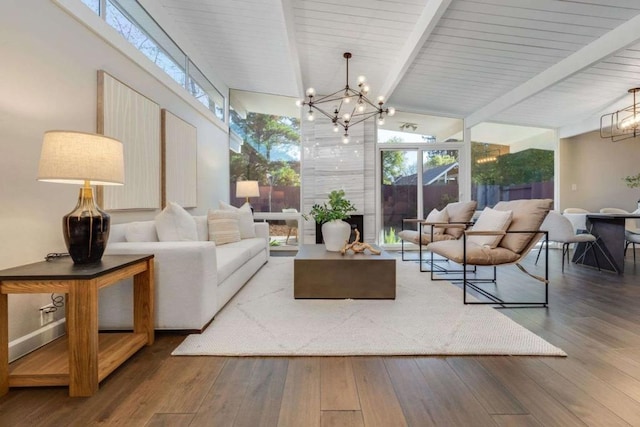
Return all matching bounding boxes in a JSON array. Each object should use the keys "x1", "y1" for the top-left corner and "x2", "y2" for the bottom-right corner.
[{"x1": 153, "y1": 0, "x2": 640, "y2": 137}]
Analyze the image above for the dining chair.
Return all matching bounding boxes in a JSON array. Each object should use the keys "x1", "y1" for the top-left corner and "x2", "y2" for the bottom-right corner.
[
  {"x1": 562, "y1": 208, "x2": 589, "y2": 233},
  {"x1": 599, "y1": 207, "x2": 640, "y2": 263},
  {"x1": 535, "y1": 211, "x2": 600, "y2": 272},
  {"x1": 563, "y1": 208, "x2": 589, "y2": 213},
  {"x1": 626, "y1": 229, "x2": 640, "y2": 264}
]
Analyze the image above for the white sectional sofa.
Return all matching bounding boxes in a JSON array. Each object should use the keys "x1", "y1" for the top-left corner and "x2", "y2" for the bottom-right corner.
[{"x1": 99, "y1": 215, "x2": 269, "y2": 331}]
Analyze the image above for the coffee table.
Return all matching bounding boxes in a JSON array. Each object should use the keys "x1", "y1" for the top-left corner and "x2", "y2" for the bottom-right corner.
[{"x1": 293, "y1": 244, "x2": 396, "y2": 299}]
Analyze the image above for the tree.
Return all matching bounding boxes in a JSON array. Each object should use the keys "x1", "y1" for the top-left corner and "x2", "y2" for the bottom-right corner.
[
  {"x1": 381, "y1": 137, "x2": 411, "y2": 184},
  {"x1": 230, "y1": 143, "x2": 269, "y2": 183},
  {"x1": 243, "y1": 113, "x2": 300, "y2": 161},
  {"x1": 230, "y1": 113, "x2": 302, "y2": 192},
  {"x1": 269, "y1": 162, "x2": 300, "y2": 186},
  {"x1": 425, "y1": 153, "x2": 457, "y2": 167}
]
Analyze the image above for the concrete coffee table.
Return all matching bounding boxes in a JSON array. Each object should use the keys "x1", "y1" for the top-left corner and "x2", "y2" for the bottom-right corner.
[{"x1": 293, "y1": 244, "x2": 396, "y2": 299}]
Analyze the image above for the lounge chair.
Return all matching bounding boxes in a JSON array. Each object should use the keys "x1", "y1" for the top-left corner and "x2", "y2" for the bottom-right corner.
[
  {"x1": 398, "y1": 201, "x2": 477, "y2": 271},
  {"x1": 427, "y1": 199, "x2": 553, "y2": 307}
]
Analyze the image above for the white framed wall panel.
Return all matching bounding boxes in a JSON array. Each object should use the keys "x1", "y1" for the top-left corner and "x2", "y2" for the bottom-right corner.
[
  {"x1": 162, "y1": 109, "x2": 197, "y2": 208},
  {"x1": 98, "y1": 70, "x2": 161, "y2": 210}
]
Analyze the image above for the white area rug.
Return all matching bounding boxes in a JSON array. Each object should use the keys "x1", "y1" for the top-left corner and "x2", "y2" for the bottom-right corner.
[{"x1": 172, "y1": 257, "x2": 565, "y2": 356}]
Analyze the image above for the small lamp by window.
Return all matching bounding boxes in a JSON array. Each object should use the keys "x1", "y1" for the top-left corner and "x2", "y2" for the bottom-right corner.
[
  {"x1": 236, "y1": 180, "x2": 260, "y2": 211},
  {"x1": 37, "y1": 131, "x2": 124, "y2": 264},
  {"x1": 236, "y1": 180, "x2": 259, "y2": 203}
]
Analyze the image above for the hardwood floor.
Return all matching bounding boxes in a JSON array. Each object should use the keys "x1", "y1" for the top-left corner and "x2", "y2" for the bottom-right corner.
[{"x1": 1, "y1": 249, "x2": 639, "y2": 426}]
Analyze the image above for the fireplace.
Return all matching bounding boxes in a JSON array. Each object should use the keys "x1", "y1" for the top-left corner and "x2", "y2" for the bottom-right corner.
[{"x1": 315, "y1": 215, "x2": 364, "y2": 244}]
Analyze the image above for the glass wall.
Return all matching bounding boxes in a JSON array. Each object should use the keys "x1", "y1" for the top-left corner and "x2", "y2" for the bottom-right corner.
[
  {"x1": 380, "y1": 148, "x2": 459, "y2": 245},
  {"x1": 381, "y1": 150, "x2": 417, "y2": 245},
  {"x1": 470, "y1": 124, "x2": 555, "y2": 209},
  {"x1": 229, "y1": 91, "x2": 301, "y2": 247},
  {"x1": 378, "y1": 111, "x2": 464, "y2": 246},
  {"x1": 377, "y1": 114, "x2": 556, "y2": 246}
]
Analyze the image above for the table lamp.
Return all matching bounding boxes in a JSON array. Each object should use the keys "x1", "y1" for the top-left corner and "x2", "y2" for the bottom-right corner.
[
  {"x1": 37, "y1": 131, "x2": 124, "y2": 264},
  {"x1": 236, "y1": 180, "x2": 259, "y2": 205}
]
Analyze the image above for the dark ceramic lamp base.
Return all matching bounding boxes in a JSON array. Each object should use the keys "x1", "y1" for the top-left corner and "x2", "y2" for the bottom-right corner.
[{"x1": 63, "y1": 187, "x2": 110, "y2": 264}]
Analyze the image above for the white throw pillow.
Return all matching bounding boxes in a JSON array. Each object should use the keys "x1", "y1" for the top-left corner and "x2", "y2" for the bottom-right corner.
[
  {"x1": 421, "y1": 208, "x2": 449, "y2": 236},
  {"x1": 467, "y1": 207, "x2": 513, "y2": 248},
  {"x1": 219, "y1": 201, "x2": 255, "y2": 239},
  {"x1": 125, "y1": 221, "x2": 158, "y2": 242},
  {"x1": 208, "y1": 209, "x2": 241, "y2": 245},
  {"x1": 154, "y1": 202, "x2": 198, "y2": 242}
]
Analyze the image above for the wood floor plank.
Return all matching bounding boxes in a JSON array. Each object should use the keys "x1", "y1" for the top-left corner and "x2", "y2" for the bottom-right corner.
[
  {"x1": 277, "y1": 357, "x2": 321, "y2": 427},
  {"x1": 492, "y1": 414, "x2": 543, "y2": 427},
  {"x1": 568, "y1": 316, "x2": 640, "y2": 349},
  {"x1": 539, "y1": 347, "x2": 640, "y2": 426},
  {"x1": 352, "y1": 357, "x2": 408, "y2": 427},
  {"x1": 517, "y1": 358, "x2": 630, "y2": 426},
  {"x1": 233, "y1": 358, "x2": 288, "y2": 427},
  {"x1": 605, "y1": 346, "x2": 640, "y2": 381},
  {"x1": 479, "y1": 357, "x2": 586, "y2": 427},
  {"x1": 190, "y1": 358, "x2": 256, "y2": 427},
  {"x1": 145, "y1": 413, "x2": 195, "y2": 426},
  {"x1": 320, "y1": 357, "x2": 360, "y2": 411},
  {"x1": 99, "y1": 356, "x2": 226, "y2": 425},
  {"x1": 321, "y1": 410, "x2": 365, "y2": 427},
  {"x1": 383, "y1": 358, "x2": 438, "y2": 427},
  {"x1": 22, "y1": 333, "x2": 184, "y2": 426},
  {"x1": 154, "y1": 357, "x2": 227, "y2": 413},
  {"x1": 413, "y1": 358, "x2": 498, "y2": 426},
  {"x1": 447, "y1": 357, "x2": 526, "y2": 415},
  {"x1": 508, "y1": 309, "x2": 640, "y2": 416}
]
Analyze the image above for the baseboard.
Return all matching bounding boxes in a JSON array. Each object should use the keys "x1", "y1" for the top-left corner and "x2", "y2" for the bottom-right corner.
[{"x1": 8, "y1": 319, "x2": 66, "y2": 363}]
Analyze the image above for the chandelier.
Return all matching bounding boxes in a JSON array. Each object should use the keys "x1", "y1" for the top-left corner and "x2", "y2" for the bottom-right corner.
[
  {"x1": 296, "y1": 52, "x2": 395, "y2": 144},
  {"x1": 600, "y1": 87, "x2": 640, "y2": 142}
]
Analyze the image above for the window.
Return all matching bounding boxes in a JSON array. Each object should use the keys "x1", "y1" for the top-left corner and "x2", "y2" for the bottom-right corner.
[
  {"x1": 470, "y1": 124, "x2": 555, "y2": 209},
  {"x1": 188, "y1": 60, "x2": 225, "y2": 121},
  {"x1": 105, "y1": 1, "x2": 186, "y2": 86},
  {"x1": 80, "y1": 0, "x2": 225, "y2": 122},
  {"x1": 81, "y1": 0, "x2": 99, "y2": 14},
  {"x1": 229, "y1": 91, "x2": 301, "y2": 246}
]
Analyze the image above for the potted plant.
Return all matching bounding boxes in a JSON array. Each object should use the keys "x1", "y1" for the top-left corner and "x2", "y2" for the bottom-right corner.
[
  {"x1": 623, "y1": 173, "x2": 640, "y2": 209},
  {"x1": 305, "y1": 190, "x2": 357, "y2": 251}
]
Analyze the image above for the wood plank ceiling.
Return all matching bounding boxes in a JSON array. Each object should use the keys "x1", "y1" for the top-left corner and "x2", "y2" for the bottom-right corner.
[{"x1": 156, "y1": 0, "x2": 640, "y2": 135}]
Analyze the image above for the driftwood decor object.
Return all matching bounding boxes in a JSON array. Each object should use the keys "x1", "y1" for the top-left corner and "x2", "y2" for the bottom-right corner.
[
  {"x1": 98, "y1": 70, "x2": 161, "y2": 210},
  {"x1": 341, "y1": 229, "x2": 381, "y2": 255}
]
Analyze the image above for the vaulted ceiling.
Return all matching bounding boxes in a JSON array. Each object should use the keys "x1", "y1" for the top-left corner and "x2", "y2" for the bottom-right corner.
[{"x1": 150, "y1": 0, "x2": 640, "y2": 137}]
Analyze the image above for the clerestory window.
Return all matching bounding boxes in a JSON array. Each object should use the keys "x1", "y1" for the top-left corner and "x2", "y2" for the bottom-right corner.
[{"x1": 80, "y1": 0, "x2": 225, "y2": 121}]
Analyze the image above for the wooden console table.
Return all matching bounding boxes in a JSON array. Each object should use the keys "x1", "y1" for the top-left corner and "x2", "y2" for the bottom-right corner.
[{"x1": 0, "y1": 254, "x2": 154, "y2": 397}]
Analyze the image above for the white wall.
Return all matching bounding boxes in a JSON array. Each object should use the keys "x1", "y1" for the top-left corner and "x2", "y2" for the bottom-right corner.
[
  {"x1": 560, "y1": 130, "x2": 640, "y2": 212},
  {"x1": 0, "y1": 1, "x2": 229, "y2": 343}
]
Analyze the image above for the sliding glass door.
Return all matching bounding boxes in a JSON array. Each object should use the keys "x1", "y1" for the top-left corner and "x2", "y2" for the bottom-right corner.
[{"x1": 379, "y1": 147, "x2": 460, "y2": 247}]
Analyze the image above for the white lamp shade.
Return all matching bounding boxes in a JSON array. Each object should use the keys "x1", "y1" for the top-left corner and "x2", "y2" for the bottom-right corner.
[
  {"x1": 37, "y1": 131, "x2": 125, "y2": 185},
  {"x1": 236, "y1": 180, "x2": 260, "y2": 198}
]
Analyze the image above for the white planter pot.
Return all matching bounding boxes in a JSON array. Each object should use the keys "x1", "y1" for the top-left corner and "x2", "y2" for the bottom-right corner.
[{"x1": 321, "y1": 220, "x2": 351, "y2": 252}]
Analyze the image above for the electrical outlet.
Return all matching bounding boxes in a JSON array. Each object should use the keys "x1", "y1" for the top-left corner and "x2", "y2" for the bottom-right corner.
[{"x1": 39, "y1": 304, "x2": 55, "y2": 327}]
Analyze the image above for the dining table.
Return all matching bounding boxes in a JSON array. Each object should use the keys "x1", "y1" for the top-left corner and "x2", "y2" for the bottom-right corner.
[{"x1": 572, "y1": 213, "x2": 640, "y2": 274}]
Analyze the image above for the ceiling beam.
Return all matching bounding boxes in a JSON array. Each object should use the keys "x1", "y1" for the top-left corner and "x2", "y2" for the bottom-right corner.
[
  {"x1": 279, "y1": 0, "x2": 304, "y2": 98},
  {"x1": 379, "y1": 0, "x2": 452, "y2": 99},
  {"x1": 465, "y1": 12, "x2": 640, "y2": 129}
]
